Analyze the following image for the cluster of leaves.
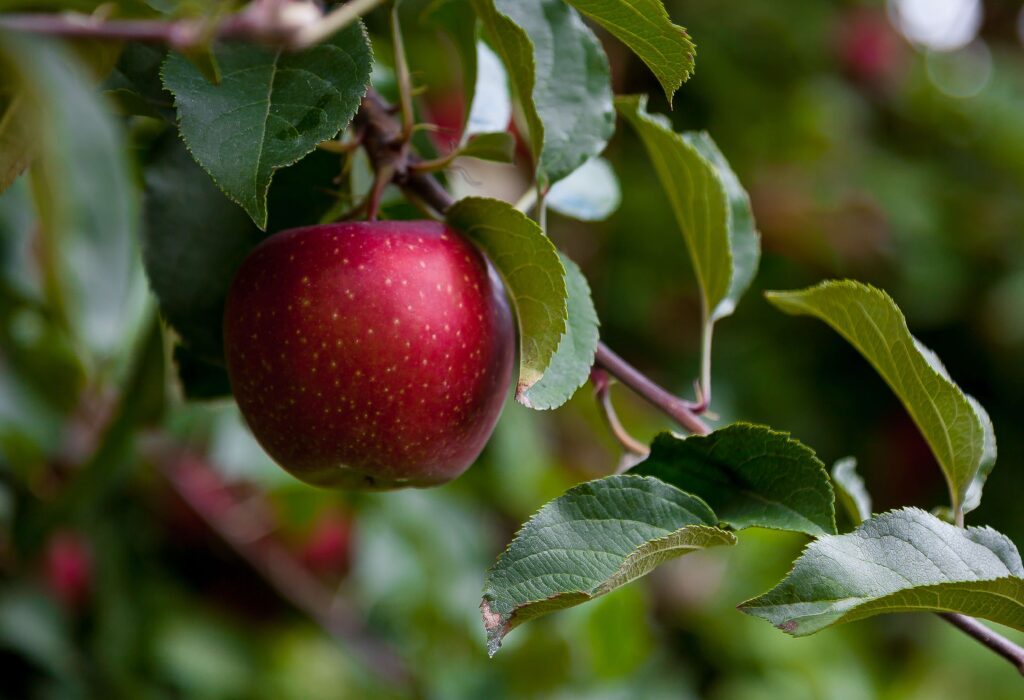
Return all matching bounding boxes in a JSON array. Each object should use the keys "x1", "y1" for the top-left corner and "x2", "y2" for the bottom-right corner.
[
  {"x1": 482, "y1": 279, "x2": 1016, "y2": 654},
  {"x1": 1, "y1": 0, "x2": 1022, "y2": 671}
]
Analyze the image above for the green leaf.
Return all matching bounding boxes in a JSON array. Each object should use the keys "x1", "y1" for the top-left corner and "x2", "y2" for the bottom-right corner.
[
  {"x1": 630, "y1": 423, "x2": 837, "y2": 536},
  {"x1": 766, "y1": 280, "x2": 993, "y2": 515},
  {"x1": 740, "y1": 508, "x2": 1024, "y2": 636},
  {"x1": 161, "y1": 22, "x2": 373, "y2": 229},
  {"x1": 616, "y1": 96, "x2": 759, "y2": 322},
  {"x1": 104, "y1": 43, "x2": 175, "y2": 120},
  {"x1": 564, "y1": 0, "x2": 695, "y2": 104},
  {"x1": 423, "y1": 0, "x2": 479, "y2": 131},
  {"x1": 0, "y1": 34, "x2": 142, "y2": 363},
  {"x1": 547, "y1": 157, "x2": 621, "y2": 221},
  {"x1": 473, "y1": 0, "x2": 615, "y2": 184},
  {"x1": 963, "y1": 397, "x2": 996, "y2": 514},
  {"x1": 831, "y1": 457, "x2": 872, "y2": 526},
  {"x1": 0, "y1": 93, "x2": 32, "y2": 194},
  {"x1": 142, "y1": 134, "x2": 263, "y2": 364},
  {"x1": 519, "y1": 253, "x2": 599, "y2": 410},
  {"x1": 481, "y1": 474, "x2": 735, "y2": 655},
  {"x1": 446, "y1": 196, "x2": 567, "y2": 398},
  {"x1": 172, "y1": 344, "x2": 232, "y2": 400},
  {"x1": 684, "y1": 131, "x2": 760, "y2": 321},
  {"x1": 457, "y1": 131, "x2": 516, "y2": 163}
]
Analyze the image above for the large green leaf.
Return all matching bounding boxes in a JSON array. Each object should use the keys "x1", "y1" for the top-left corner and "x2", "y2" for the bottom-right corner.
[
  {"x1": 766, "y1": 280, "x2": 993, "y2": 515},
  {"x1": 740, "y1": 508, "x2": 1024, "y2": 636},
  {"x1": 616, "y1": 95, "x2": 759, "y2": 322},
  {"x1": 161, "y1": 22, "x2": 372, "y2": 229},
  {"x1": 446, "y1": 197, "x2": 566, "y2": 399},
  {"x1": 474, "y1": 0, "x2": 615, "y2": 184},
  {"x1": 564, "y1": 0, "x2": 695, "y2": 104},
  {"x1": 0, "y1": 34, "x2": 142, "y2": 364},
  {"x1": 141, "y1": 133, "x2": 263, "y2": 364},
  {"x1": 482, "y1": 474, "x2": 735, "y2": 655},
  {"x1": 631, "y1": 424, "x2": 836, "y2": 536},
  {"x1": 519, "y1": 253, "x2": 599, "y2": 410}
]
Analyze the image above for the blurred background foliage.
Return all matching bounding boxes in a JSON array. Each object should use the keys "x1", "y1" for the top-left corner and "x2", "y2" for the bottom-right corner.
[{"x1": 2, "y1": 0, "x2": 1024, "y2": 697}]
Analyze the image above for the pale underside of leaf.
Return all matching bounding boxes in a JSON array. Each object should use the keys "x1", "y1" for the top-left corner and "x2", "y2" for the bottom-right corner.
[
  {"x1": 518, "y1": 252, "x2": 599, "y2": 410},
  {"x1": 765, "y1": 280, "x2": 989, "y2": 514},
  {"x1": 546, "y1": 156, "x2": 621, "y2": 221},
  {"x1": 481, "y1": 474, "x2": 735, "y2": 655},
  {"x1": 831, "y1": 457, "x2": 872, "y2": 525},
  {"x1": 741, "y1": 507, "x2": 1024, "y2": 636},
  {"x1": 480, "y1": 0, "x2": 615, "y2": 184}
]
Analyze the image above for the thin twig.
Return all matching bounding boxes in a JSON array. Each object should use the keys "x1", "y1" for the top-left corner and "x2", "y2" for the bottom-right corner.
[
  {"x1": 293, "y1": 0, "x2": 387, "y2": 48},
  {"x1": 940, "y1": 613, "x2": 1024, "y2": 676},
  {"x1": 593, "y1": 344, "x2": 711, "y2": 435},
  {"x1": 591, "y1": 369, "x2": 650, "y2": 459},
  {"x1": 0, "y1": 0, "x2": 386, "y2": 50},
  {"x1": 390, "y1": 3, "x2": 415, "y2": 141},
  {"x1": 142, "y1": 435, "x2": 413, "y2": 689}
]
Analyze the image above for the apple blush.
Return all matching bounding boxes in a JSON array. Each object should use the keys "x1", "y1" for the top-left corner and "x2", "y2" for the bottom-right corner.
[{"x1": 223, "y1": 221, "x2": 515, "y2": 489}]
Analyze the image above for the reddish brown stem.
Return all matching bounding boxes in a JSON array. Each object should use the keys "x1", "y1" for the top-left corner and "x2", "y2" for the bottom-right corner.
[
  {"x1": 940, "y1": 613, "x2": 1024, "y2": 676},
  {"x1": 591, "y1": 369, "x2": 649, "y2": 458}
]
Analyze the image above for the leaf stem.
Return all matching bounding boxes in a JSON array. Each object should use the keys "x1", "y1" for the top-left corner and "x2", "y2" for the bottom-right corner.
[
  {"x1": 389, "y1": 3, "x2": 415, "y2": 141},
  {"x1": 696, "y1": 318, "x2": 713, "y2": 410},
  {"x1": 292, "y1": 0, "x2": 389, "y2": 48},
  {"x1": 940, "y1": 613, "x2": 1024, "y2": 676},
  {"x1": 591, "y1": 369, "x2": 650, "y2": 458},
  {"x1": 593, "y1": 343, "x2": 711, "y2": 436}
]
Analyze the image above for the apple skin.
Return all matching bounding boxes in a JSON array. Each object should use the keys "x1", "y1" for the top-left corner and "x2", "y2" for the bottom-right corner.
[{"x1": 223, "y1": 221, "x2": 514, "y2": 490}]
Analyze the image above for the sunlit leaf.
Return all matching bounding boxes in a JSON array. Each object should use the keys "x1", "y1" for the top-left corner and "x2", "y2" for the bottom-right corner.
[
  {"x1": 741, "y1": 508, "x2": 1024, "y2": 636},
  {"x1": 482, "y1": 474, "x2": 735, "y2": 655},
  {"x1": 616, "y1": 95, "x2": 759, "y2": 322},
  {"x1": 766, "y1": 280, "x2": 994, "y2": 515},
  {"x1": 564, "y1": 0, "x2": 696, "y2": 104},
  {"x1": 446, "y1": 197, "x2": 566, "y2": 398}
]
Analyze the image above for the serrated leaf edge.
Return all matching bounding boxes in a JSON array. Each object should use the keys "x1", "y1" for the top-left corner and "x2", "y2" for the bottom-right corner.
[{"x1": 160, "y1": 22, "x2": 373, "y2": 230}]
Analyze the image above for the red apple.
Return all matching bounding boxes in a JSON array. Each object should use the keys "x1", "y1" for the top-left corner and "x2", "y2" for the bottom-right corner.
[{"x1": 223, "y1": 221, "x2": 515, "y2": 489}]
